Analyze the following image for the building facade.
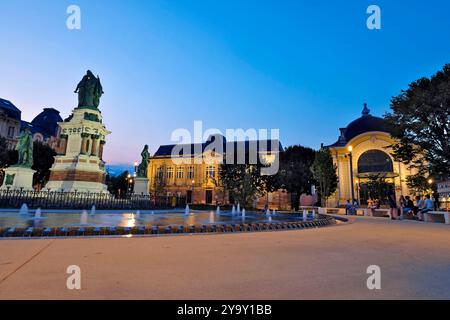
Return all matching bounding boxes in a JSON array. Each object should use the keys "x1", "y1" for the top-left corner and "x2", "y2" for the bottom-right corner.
[
  {"x1": 147, "y1": 135, "x2": 291, "y2": 209},
  {"x1": 0, "y1": 98, "x2": 21, "y2": 148},
  {"x1": 326, "y1": 104, "x2": 417, "y2": 207},
  {"x1": 437, "y1": 180, "x2": 450, "y2": 210},
  {"x1": 21, "y1": 108, "x2": 63, "y2": 150},
  {"x1": 0, "y1": 98, "x2": 62, "y2": 150}
]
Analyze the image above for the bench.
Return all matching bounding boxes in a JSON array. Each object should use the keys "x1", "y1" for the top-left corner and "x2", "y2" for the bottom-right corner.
[{"x1": 423, "y1": 211, "x2": 450, "y2": 225}]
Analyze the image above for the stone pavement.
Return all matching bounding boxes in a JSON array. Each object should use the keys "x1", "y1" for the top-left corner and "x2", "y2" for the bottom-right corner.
[{"x1": 0, "y1": 217, "x2": 449, "y2": 300}]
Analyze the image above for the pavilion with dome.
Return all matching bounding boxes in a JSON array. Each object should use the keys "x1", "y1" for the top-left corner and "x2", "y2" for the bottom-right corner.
[{"x1": 325, "y1": 104, "x2": 417, "y2": 207}]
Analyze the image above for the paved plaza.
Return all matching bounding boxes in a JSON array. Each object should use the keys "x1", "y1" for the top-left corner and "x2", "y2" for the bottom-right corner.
[{"x1": 0, "y1": 216, "x2": 449, "y2": 300}]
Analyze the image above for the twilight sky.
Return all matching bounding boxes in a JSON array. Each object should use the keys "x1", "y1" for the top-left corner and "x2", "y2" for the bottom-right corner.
[{"x1": 1, "y1": 0, "x2": 450, "y2": 165}]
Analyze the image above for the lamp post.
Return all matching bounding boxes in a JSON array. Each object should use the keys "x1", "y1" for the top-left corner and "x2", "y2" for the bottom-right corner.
[
  {"x1": 347, "y1": 146, "x2": 355, "y2": 203},
  {"x1": 191, "y1": 179, "x2": 195, "y2": 204}
]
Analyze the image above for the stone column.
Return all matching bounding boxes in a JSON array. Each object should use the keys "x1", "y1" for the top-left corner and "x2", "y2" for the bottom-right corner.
[
  {"x1": 58, "y1": 134, "x2": 68, "y2": 155},
  {"x1": 80, "y1": 133, "x2": 90, "y2": 155},
  {"x1": 91, "y1": 135, "x2": 100, "y2": 156},
  {"x1": 98, "y1": 141, "x2": 106, "y2": 160}
]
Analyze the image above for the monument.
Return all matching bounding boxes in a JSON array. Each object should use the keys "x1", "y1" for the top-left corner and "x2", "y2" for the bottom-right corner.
[
  {"x1": 134, "y1": 145, "x2": 150, "y2": 195},
  {"x1": 45, "y1": 70, "x2": 111, "y2": 193},
  {"x1": 0, "y1": 127, "x2": 36, "y2": 191}
]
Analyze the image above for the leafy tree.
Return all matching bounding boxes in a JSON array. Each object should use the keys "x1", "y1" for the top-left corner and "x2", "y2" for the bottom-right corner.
[
  {"x1": 107, "y1": 170, "x2": 132, "y2": 198},
  {"x1": 385, "y1": 64, "x2": 450, "y2": 179},
  {"x1": 365, "y1": 174, "x2": 390, "y2": 203},
  {"x1": 32, "y1": 141, "x2": 57, "y2": 189},
  {"x1": 405, "y1": 166, "x2": 432, "y2": 195},
  {"x1": 219, "y1": 163, "x2": 269, "y2": 208},
  {"x1": 311, "y1": 148, "x2": 338, "y2": 206},
  {"x1": 276, "y1": 145, "x2": 316, "y2": 210},
  {"x1": 152, "y1": 166, "x2": 167, "y2": 196}
]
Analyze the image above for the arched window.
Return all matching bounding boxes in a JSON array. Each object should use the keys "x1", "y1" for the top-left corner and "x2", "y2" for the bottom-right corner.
[{"x1": 357, "y1": 150, "x2": 393, "y2": 174}]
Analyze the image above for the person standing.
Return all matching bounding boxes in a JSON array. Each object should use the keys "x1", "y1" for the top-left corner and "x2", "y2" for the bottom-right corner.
[{"x1": 387, "y1": 187, "x2": 398, "y2": 220}]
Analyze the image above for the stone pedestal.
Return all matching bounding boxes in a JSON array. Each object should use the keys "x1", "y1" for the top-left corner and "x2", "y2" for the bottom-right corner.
[
  {"x1": 45, "y1": 107, "x2": 111, "y2": 193},
  {"x1": 0, "y1": 166, "x2": 36, "y2": 191},
  {"x1": 134, "y1": 177, "x2": 149, "y2": 195}
]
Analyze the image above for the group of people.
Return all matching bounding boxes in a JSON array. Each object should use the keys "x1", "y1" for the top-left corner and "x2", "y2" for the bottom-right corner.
[
  {"x1": 395, "y1": 194, "x2": 435, "y2": 221},
  {"x1": 374, "y1": 188, "x2": 435, "y2": 221},
  {"x1": 345, "y1": 189, "x2": 437, "y2": 221}
]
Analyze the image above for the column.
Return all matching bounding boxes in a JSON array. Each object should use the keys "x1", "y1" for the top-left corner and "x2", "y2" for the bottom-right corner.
[
  {"x1": 58, "y1": 134, "x2": 68, "y2": 155},
  {"x1": 98, "y1": 141, "x2": 106, "y2": 160},
  {"x1": 80, "y1": 133, "x2": 90, "y2": 155},
  {"x1": 91, "y1": 135, "x2": 100, "y2": 156}
]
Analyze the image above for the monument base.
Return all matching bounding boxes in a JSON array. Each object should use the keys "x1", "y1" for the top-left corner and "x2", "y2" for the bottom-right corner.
[
  {"x1": 134, "y1": 177, "x2": 149, "y2": 195},
  {"x1": 0, "y1": 166, "x2": 36, "y2": 191}
]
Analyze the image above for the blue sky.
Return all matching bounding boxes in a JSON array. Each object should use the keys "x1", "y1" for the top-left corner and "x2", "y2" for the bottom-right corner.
[{"x1": 1, "y1": 0, "x2": 449, "y2": 165}]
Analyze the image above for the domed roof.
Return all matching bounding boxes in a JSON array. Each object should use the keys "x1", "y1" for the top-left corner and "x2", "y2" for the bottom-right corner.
[
  {"x1": 28, "y1": 108, "x2": 63, "y2": 137},
  {"x1": 344, "y1": 105, "x2": 393, "y2": 141},
  {"x1": 326, "y1": 104, "x2": 395, "y2": 148}
]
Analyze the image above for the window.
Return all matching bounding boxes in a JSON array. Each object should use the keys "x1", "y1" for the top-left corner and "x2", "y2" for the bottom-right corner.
[
  {"x1": 7, "y1": 126, "x2": 15, "y2": 138},
  {"x1": 166, "y1": 167, "x2": 174, "y2": 179},
  {"x1": 187, "y1": 166, "x2": 194, "y2": 180},
  {"x1": 176, "y1": 167, "x2": 184, "y2": 179},
  {"x1": 156, "y1": 167, "x2": 164, "y2": 179},
  {"x1": 206, "y1": 165, "x2": 215, "y2": 178},
  {"x1": 357, "y1": 150, "x2": 393, "y2": 174}
]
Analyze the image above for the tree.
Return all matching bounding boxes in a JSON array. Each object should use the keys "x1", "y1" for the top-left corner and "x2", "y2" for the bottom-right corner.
[
  {"x1": 365, "y1": 174, "x2": 390, "y2": 204},
  {"x1": 32, "y1": 141, "x2": 57, "y2": 189},
  {"x1": 219, "y1": 163, "x2": 269, "y2": 208},
  {"x1": 311, "y1": 148, "x2": 338, "y2": 207},
  {"x1": 107, "y1": 170, "x2": 131, "y2": 198},
  {"x1": 0, "y1": 139, "x2": 56, "y2": 189},
  {"x1": 277, "y1": 145, "x2": 316, "y2": 210},
  {"x1": 385, "y1": 64, "x2": 450, "y2": 179}
]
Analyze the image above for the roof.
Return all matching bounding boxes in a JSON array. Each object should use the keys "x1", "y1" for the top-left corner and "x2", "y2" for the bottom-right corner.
[
  {"x1": 326, "y1": 104, "x2": 395, "y2": 148},
  {"x1": 154, "y1": 135, "x2": 283, "y2": 160},
  {"x1": 0, "y1": 98, "x2": 21, "y2": 120},
  {"x1": 21, "y1": 108, "x2": 62, "y2": 138}
]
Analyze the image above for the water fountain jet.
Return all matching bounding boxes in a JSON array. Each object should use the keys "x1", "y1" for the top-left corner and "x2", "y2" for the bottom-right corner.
[
  {"x1": 19, "y1": 204, "x2": 29, "y2": 215},
  {"x1": 80, "y1": 210, "x2": 88, "y2": 225}
]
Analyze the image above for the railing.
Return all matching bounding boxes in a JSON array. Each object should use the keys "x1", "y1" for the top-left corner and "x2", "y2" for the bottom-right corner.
[{"x1": 0, "y1": 190, "x2": 186, "y2": 210}]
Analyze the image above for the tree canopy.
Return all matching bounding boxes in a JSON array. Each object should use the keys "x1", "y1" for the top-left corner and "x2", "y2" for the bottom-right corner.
[
  {"x1": 385, "y1": 64, "x2": 450, "y2": 179},
  {"x1": 311, "y1": 148, "x2": 338, "y2": 206}
]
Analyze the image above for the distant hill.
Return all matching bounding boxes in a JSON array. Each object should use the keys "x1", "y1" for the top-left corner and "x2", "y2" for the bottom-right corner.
[{"x1": 105, "y1": 164, "x2": 135, "y2": 177}]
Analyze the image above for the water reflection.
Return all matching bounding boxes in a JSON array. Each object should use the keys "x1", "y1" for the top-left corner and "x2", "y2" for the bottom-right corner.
[{"x1": 0, "y1": 210, "x2": 311, "y2": 228}]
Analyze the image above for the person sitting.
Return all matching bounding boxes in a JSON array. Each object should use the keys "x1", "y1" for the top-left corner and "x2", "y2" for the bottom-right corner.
[
  {"x1": 367, "y1": 198, "x2": 376, "y2": 216},
  {"x1": 402, "y1": 196, "x2": 414, "y2": 219},
  {"x1": 414, "y1": 196, "x2": 424, "y2": 218},
  {"x1": 345, "y1": 200, "x2": 352, "y2": 215},
  {"x1": 418, "y1": 194, "x2": 434, "y2": 221}
]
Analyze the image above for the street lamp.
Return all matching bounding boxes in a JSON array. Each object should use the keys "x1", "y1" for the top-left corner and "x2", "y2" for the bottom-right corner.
[
  {"x1": 191, "y1": 180, "x2": 195, "y2": 204},
  {"x1": 347, "y1": 145, "x2": 355, "y2": 203}
]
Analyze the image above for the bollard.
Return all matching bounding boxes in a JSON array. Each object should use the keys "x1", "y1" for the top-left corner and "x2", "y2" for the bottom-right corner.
[
  {"x1": 189, "y1": 225, "x2": 196, "y2": 233},
  {"x1": 152, "y1": 225, "x2": 158, "y2": 234}
]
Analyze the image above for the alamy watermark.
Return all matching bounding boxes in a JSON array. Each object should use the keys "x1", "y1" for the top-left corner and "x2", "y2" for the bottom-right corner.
[
  {"x1": 366, "y1": 265, "x2": 381, "y2": 290},
  {"x1": 367, "y1": 5, "x2": 381, "y2": 30},
  {"x1": 170, "y1": 121, "x2": 280, "y2": 176},
  {"x1": 66, "y1": 5, "x2": 81, "y2": 30},
  {"x1": 66, "y1": 265, "x2": 81, "y2": 290}
]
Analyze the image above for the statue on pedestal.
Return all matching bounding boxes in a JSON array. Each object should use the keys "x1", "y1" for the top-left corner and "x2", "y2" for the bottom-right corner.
[
  {"x1": 15, "y1": 127, "x2": 33, "y2": 168},
  {"x1": 137, "y1": 145, "x2": 150, "y2": 178},
  {"x1": 75, "y1": 70, "x2": 104, "y2": 109}
]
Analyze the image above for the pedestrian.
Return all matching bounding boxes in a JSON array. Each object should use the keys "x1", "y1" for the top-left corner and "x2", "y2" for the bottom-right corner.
[{"x1": 386, "y1": 187, "x2": 398, "y2": 220}]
